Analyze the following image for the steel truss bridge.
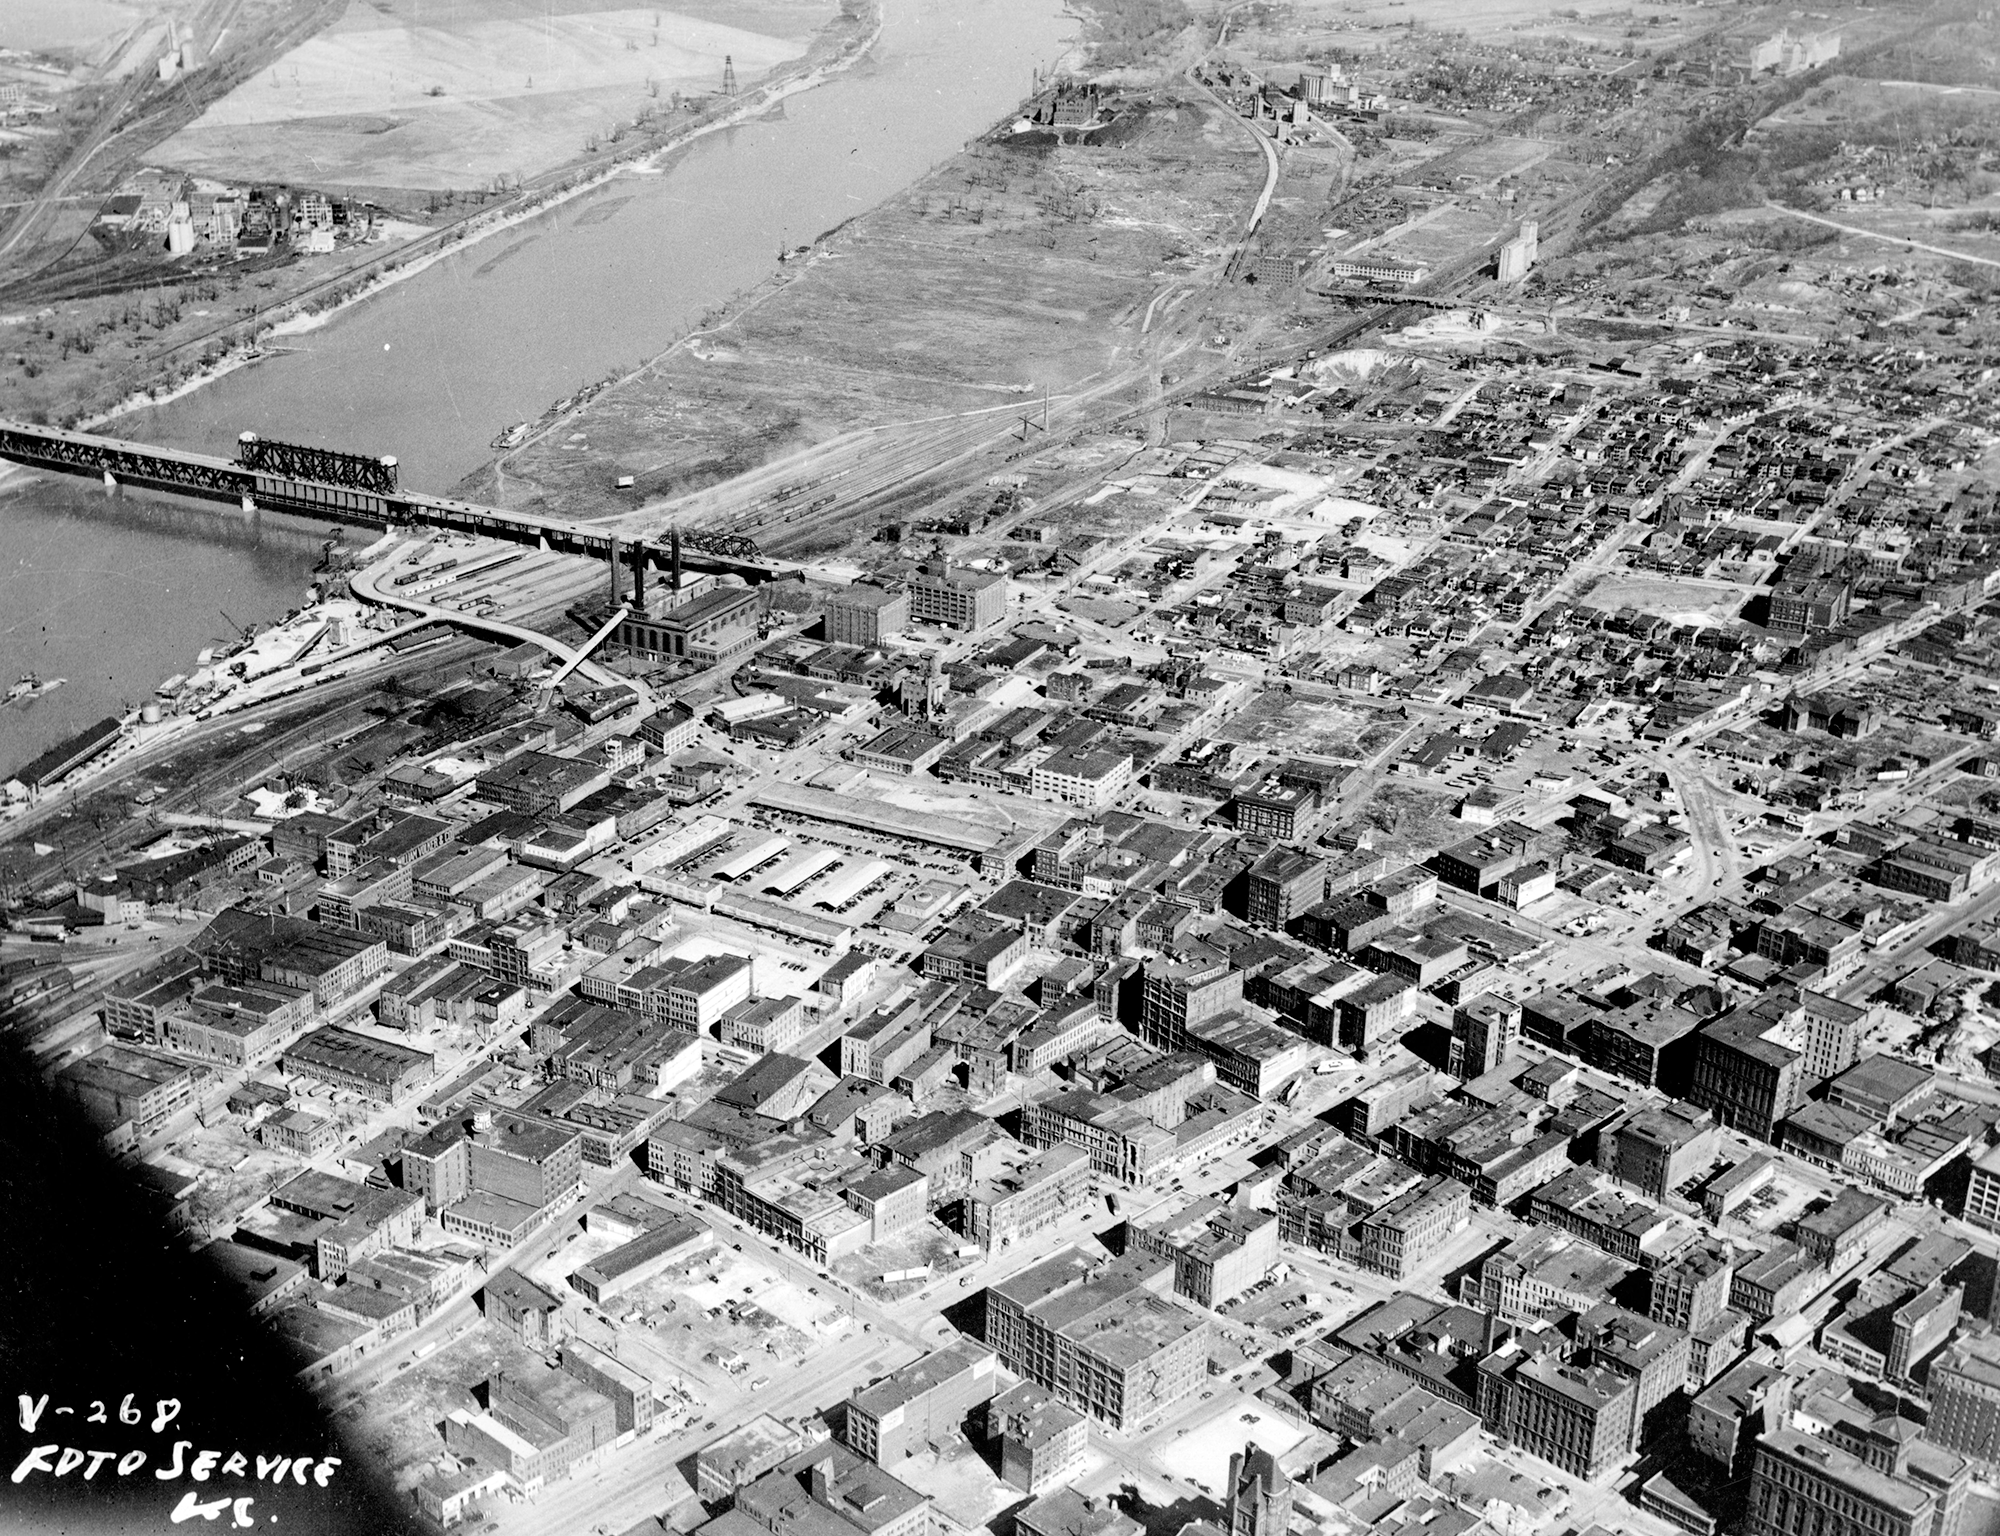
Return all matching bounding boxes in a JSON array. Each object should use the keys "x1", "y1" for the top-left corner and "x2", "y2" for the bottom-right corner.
[{"x1": 0, "y1": 419, "x2": 792, "y2": 584}]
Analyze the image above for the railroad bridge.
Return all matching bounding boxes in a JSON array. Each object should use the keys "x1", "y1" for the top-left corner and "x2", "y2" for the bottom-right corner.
[{"x1": 0, "y1": 419, "x2": 792, "y2": 585}]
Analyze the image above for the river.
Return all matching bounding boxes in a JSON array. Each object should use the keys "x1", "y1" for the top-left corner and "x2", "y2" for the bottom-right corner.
[{"x1": 0, "y1": 0, "x2": 1076, "y2": 775}]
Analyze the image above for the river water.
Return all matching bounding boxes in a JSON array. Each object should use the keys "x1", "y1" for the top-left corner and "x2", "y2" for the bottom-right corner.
[{"x1": 0, "y1": 0, "x2": 1075, "y2": 774}]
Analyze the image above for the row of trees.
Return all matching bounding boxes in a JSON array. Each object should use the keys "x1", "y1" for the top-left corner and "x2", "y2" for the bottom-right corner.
[{"x1": 1087, "y1": 0, "x2": 1194, "y2": 69}]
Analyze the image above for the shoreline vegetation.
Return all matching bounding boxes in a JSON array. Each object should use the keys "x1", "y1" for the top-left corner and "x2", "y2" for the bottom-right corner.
[
  {"x1": 48, "y1": 0, "x2": 890, "y2": 434},
  {"x1": 472, "y1": 0, "x2": 1102, "y2": 488}
]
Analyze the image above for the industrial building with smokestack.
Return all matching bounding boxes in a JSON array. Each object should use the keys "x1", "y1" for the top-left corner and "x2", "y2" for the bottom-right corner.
[{"x1": 607, "y1": 526, "x2": 761, "y2": 665}]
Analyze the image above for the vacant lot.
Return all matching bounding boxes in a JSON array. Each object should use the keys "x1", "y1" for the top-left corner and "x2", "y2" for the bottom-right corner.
[
  {"x1": 1148, "y1": 1392, "x2": 1307, "y2": 1494},
  {"x1": 1581, "y1": 572, "x2": 1749, "y2": 627},
  {"x1": 6, "y1": 0, "x2": 158, "y2": 54},
  {"x1": 1221, "y1": 692, "x2": 1372, "y2": 759},
  {"x1": 155, "y1": 0, "x2": 813, "y2": 188}
]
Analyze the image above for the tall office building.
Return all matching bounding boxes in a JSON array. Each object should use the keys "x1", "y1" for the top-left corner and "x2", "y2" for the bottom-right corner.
[
  {"x1": 1649, "y1": 1242, "x2": 1734, "y2": 1334},
  {"x1": 1962, "y1": 1144, "x2": 2000, "y2": 1234},
  {"x1": 1449, "y1": 992, "x2": 1520, "y2": 1079},
  {"x1": 1929, "y1": 1331, "x2": 2000, "y2": 1466}
]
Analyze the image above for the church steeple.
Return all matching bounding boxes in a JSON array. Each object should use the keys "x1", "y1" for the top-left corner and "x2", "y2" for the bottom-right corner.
[{"x1": 1226, "y1": 1444, "x2": 1292, "y2": 1536}]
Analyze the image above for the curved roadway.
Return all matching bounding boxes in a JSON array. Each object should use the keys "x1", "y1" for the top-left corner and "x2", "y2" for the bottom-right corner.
[
  {"x1": 1185, "y1": 68, "x2": 1281, "y2": 262},
  {"x1": 350, "y1": 555, "x2": 655, "y2": 712},
  {"x1": 1764, "y1": 200, "x2": 2000, "y2": 270}
]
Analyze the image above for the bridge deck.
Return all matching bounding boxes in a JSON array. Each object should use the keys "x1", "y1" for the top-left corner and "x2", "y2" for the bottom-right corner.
[{"x1": 0, "y1": 418, "x2": 794, "y2": 583}]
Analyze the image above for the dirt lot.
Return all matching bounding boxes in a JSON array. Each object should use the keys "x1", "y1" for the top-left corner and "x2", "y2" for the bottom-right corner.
[
  {"x1": 457, "y1": 83, "x2": 1266, "y2": 524},
  {"x1": 340, "y1": 1320, "x2": 541, "y2": 1490},
  {"x1": 1220, "y1": 692, "x2": 1375, "y2": 760},
  {"x1": 1579, "y1": 572, "x2": 1751, "y2": 628},
  {"x1": 1355, "y1": 777, "x2": 1465, "y2": 857},
  {"x1": 154, "y1": 0, "x2": 820, "y2": 189}
]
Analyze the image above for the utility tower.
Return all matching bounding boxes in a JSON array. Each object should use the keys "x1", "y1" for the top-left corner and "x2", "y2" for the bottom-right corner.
[{"x1": 722, "y1": 55, "x2": 738, "y2": 96}]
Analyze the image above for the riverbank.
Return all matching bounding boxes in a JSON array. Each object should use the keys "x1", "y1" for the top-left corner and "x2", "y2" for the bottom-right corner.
[
  {"x1": 0, "y1": 470, "x2": 338, "y2": 772},
  {"x1": 8, "y1": 0, "x2": 1084, "y2": 769},
  {"x1": 465, "y1": 69, "x2": 1262, "y2": 530},
  {"x1": 28, "y1": 0, "x2": 887, "y2": 437}
]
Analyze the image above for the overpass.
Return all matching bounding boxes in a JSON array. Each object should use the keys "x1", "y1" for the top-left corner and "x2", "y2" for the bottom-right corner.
[
  {"x1": 0, "y1": 418, "x2": 798, "y2": 588},
  {"x1": 348, "y1": 564, "x2": 650, "y2": 710}
]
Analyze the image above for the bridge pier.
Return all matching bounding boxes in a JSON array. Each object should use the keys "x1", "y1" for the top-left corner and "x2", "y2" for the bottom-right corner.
[
  {"x1": 242, "y1": 494, "x2": 257, "y2": 514},
  {"x1": 102, "y1": 469, "x2": 117, "y2": 496}
]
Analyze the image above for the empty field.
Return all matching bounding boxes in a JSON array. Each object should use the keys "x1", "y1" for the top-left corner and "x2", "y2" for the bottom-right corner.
[
  {"x1": 154, "y1": 0, "x2": 812, "y2": 188},
  {"x1": 4, "y1": 0, "x2": 156, "y2": 54}
]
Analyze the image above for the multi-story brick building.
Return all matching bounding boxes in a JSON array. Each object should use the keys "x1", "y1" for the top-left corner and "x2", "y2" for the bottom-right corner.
[
  {"x1": 1226, "y1": 1443, "x2": 1294, "y2": 1536},
  {"x1": 963, "y1": 1143, "x2": 1091, "y2": 1252},
  {"x1": 737, "y1": 1442, "x2": 932, "y2": 1536},
  {"x1": 982, "y1": 1247, "x2": 1209, "y2": 1429},
  {"x1": 1023, "y1": 1090, "x2": 1176, "y2": 1185},
  {"x1": 1743, "y1": 1426, "x2": 1969, "y2": 1536},
  {"x1": 101, "y1": 953, "x2": 206, "y2": 1041},
  {"x1": 1573, "y1": 1302, "x2": 1690, "y2": 1441},
  {"x1": 191, "y1": 909, "x2": 391, "y2": 1010},
  {"x1": 1449, "y1": 992, "x2": 1520, "y2": 1079},
  {"x1": 1962, "y1": 1143, "x2": 2000, "y2": 1233},
  {"x1": 1929, "y1": 1330, "x2": 2000, "y2": 1466},
  {"x1": 823, "y1": 583, "x2": 910, "y2": 646},
  {"x1": 1731, "y1": 1240, "x2": 1821, "y2": 1323},
  {"x1": 56, "y1": 1043, "x2": 196, "y2": 1139},
  {"x1": 613, "y1": 586, "x2": 760, "y2": 666},
  {"x1": 988, "y1": 1382, "x2": 1087, "y2": 1494},
  {"x1": 1478, "y1": 1348, "x2": 1637, "y2": 1481},
  {"x1": 1245, "y1": 847, "x2": 1327, "y2": 929},
  {"x1": 906, "y1": 561, "x2": 1006, "y2": 632},
  {"x1": 1126, "y1": 1197, "x2": 1280, "y2": 1308},
  {"x1": 1689, "y1": 991, "x2": 1864, "y2": 1142},
  {"x1": 842, "y1": 1342, "x2": 999, "y2": 1465},
  {"x1": 160, "y1": 982, "x2": 312, "y2": 1068},
  {"x1": 1688, "y1": 1359, "x2": 1792, "y2": 1478},
  {"x1": 1597, "y1": 1101, "x2": 1718, "y2": 1200},
  {"x1": 1138, "y1": 954, "x2": 1241, "y2": 1052},
  {"x1": 1230, "y1": 780, "x2": 1318, "y2": 841},
  {"x1": 1648, "y1": 1241, "x2": 1734, "y2": 1334},
  {"x1": 1796, "y1": 1187, "x2": 1891, "y2": 1270},
  {"x1": 401, "y1": 1110, "x2": 583, "y2": 1223},
  {"x1": 645, "y1": 953, "x2": 755, "y2": 1032},
  {"x1": 1358, "y1": 1176, "x2": 1471, "y2": 1281},
  {"x1": 1467, "y1": 1231, "x2": 1632, "y2": 1326},
  {"x1": 282, "y1": 1025, "x2": 437, "y2": 1105}
]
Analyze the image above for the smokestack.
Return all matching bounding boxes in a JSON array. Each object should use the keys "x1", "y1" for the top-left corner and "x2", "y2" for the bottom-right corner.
[
  {"x1": 670, "y1": 527, "x2": 683, "y2": 592},
  {"x1": 608, "y1": 535, "x2": 623, "y2": 606},
  {"x1": 632, "y1": 542, "x2": 647, "y2": 612}
]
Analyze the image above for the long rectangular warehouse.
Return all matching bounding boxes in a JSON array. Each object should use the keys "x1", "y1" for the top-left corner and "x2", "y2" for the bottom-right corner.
[
  {"x1": 711, "y1": 833, "x2": 789, "y2": 883},
  {"x1": 630, "y1": 815, "x2": 734, "y2": 875},
  {"x1": 763, "y1": 848, "x2": 843, "y2": 898},
  {"x1": 750, "y1": 783, "x2": 1004, "y2": 854},
  {"x1": 811, "y1": 859, "x2": 890, "y2": 911}
]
